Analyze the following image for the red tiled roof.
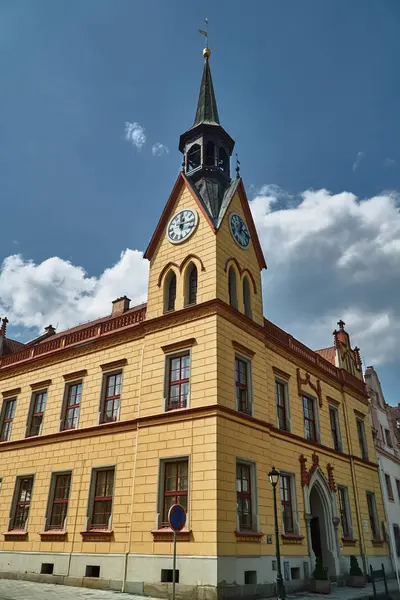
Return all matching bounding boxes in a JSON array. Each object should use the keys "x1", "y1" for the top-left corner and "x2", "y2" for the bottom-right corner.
[
  {"x1": 2, "y1": 338, "x2": 26, "y2": 356},
  {"x1": 315, "y1": 346, "x2": 336, "y2": 365}
]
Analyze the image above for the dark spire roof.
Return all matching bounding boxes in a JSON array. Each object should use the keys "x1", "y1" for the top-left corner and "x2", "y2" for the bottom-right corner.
[{"x1": 193, "y1": 53, "x2": 220, "y2": 127}]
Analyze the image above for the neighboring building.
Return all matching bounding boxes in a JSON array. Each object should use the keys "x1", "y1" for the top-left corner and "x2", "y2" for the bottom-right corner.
[
  {"x1": 365, "y1": 366, "x2": 400, "y2": 575},
  {"x1": 0, "y1": 46, "x2": 390, "y2": 597}
]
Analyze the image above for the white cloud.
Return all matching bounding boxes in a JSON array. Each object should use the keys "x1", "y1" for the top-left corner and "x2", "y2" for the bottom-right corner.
[
  {"x1": 152, "y1": 143, "x2": 169, "y2": 157},
  {"x1": 383, "y1": 157, "x2": 396, "y2": 168},
  {"x1": 0, "y1": 250, "x2": 149, "y2": 332},
  {"x1": 124, "y1": 121, "x2": 146, "y2": 149},
  {"x1": 250, "y1": 185, "x2": 400, "y2": 366},
  {"x1": 352, "y1": 150, "x2": 366, "y2": 172}
]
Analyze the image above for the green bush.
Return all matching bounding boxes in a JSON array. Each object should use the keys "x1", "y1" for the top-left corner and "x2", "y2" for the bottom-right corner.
[
  {"x1": 312, "y1": 556, "x2": 328, "y2": 581},
  {"x1": 349, "y1": 555, "x2": 363, "y2": 576}
]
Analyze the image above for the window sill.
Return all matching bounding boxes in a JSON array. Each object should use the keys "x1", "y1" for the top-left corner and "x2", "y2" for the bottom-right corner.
[
  {"x1": 235, "y1": 530, "x2": 264, "y2": 542},
  {"x1": 342, "y1": 537, "x2": 358, "y2": 546},
  {"x1": 371, "y1": 538, "x2": 384, "y2": 547},
  {"x1": 281, "y1": 533, "x2": 304, "y2": 544},
  {"x1": 3, "y1": 530, "x2": 28, "y2": 540},
  {"x1": 151, "y1": 527, "x2": 192, "y2": 541},
  {"x1": 80, "y1": 529, "x2": 113, "y2": 541},
  {"x1": 40, "y1": 530, "x2": 67, "y2": 541}
]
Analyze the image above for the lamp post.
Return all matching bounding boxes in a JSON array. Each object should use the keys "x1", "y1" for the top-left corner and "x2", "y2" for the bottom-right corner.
[{"x1": 269, "y1": 466, "x2": 285, "y2": 600}]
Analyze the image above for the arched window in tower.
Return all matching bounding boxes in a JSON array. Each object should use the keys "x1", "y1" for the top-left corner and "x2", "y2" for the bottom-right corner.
[
  {"x1": 205, "y1": 141, "x2": 215, "y2": 167},
  {"x1": 218, "y1": 147, "x2": 228, "y2": 172},
  {"x1": 165, "y1": 271, "x2": 177, "y2": 312},
  {"x1": 187, "y1": 144, "x2": 201, "y2": 172},
  {"x1": 243, "y1": 277, "x2": 252, "y2": 318},
  {"x1": 228, "y1": 267, "x2": 238, "y2": 309},
  {"x1": 185, "y1": 263, "x2": 198, "y2": 306}
]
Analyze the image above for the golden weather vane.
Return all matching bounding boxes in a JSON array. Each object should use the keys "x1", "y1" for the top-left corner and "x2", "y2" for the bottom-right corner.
[{"x1": 198, "y1": 18, "x2": 209, "y2": 49}]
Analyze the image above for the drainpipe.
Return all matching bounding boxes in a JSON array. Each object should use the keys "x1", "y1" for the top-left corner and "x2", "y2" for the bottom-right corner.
[
  {"x1": 341, "y1": 395, "x2": 368, "y2": 575},
  {"x1": 376, "y1": 457, "x2": 400, "y2": 591},
  {"x1": 122, "y1": 342, "x2": 144, "y2": 593},
  {"x1": 67, "y1": 459, "x2": 85, "y2": 577}
]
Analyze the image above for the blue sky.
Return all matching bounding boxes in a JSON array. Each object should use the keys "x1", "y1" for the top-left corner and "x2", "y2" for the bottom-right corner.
[{"x1": 1, "y1": 1, "x2": 400, "y2": 405}]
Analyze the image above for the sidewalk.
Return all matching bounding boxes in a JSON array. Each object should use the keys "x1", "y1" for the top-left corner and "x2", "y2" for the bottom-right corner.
[{"x1": 284, "y1": 580, "x2": 400, "y2": 600}]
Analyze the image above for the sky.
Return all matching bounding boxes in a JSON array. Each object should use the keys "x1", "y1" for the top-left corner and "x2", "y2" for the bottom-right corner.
[{"x1": 1, "y1": 0, "x2": 400, "y2": 405}]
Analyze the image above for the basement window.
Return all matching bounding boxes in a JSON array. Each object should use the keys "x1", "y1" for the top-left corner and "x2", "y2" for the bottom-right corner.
[
  {"x1": 161, "y1": 569, "x2": 179, "y2": 583},
  {"x1": 245, "y1": 571, "x2": 257, "y2": 584},
  {"x1": 41, "y1": 563, "x2": 54, "y2": 575},
  {"x1": 85, "y1": 565, "x2": 100, "y2": 578}
]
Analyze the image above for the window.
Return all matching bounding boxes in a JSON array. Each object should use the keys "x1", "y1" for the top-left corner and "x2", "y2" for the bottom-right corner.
[
  {"x1": 228, "y1": 267, "x2": 238, "y2": 309},
  {"x1": 205, "y1": 140, "x2": 215, "y2": 166},
  {"x1": 385, "y1": 429, "x2": 393, "y2": 448},
  {"x1": 162, "y1": 459, "x2": 188, "y2": 526},
  {"x1": 396, "y1": 479, "x2": 400, "y2": 503},
  {"x1": 10, "y1": 476, "x2": 34, "y2": 531},
  {"x1": 280, "y1": 475, "x2": 295, "y2": 534},
  {"x1": 329, "y1": 406, "x2": 342, "y2": 451},
  {"x1": 276, "y1": 381, "x2": 289, "y2": 431},
  {"x1": 186, "y1": 143, "x2": 201, "y2": 171},
  {"x1": 26, "y1": 390, "x2": 47, "y2": 437},
  {"x1": 0, "y1": 398, "x2": 16, "y2": 442},
  {"x1": 337, "y1": 486, "x2": 352, "y2": 538},
  {"x1": 218, "y1": 147, "x2": 228, "y2": 172},
  {"x1": 236, "y1": 462, "x2": 254, "y2": 530},
  {"x1": 61, "y1": 383, "x2": 82, "y2": 431},
  {"x1": 366, "y1": 492, "x2": 380, "y2": 539},
  {"x1": 380, "y1": 424, "x2": 385, "y2": 442},
  {"x1": 393, "y1": 524, "x2": 400, "y2": 557},
  {"x1": 88, "y1": 468, "x2": 115, "y2": 530},
  {"x1": 302, "y1": 396, "x2": 317, "y2": 441},
  {"x1": 356, "y1": 419, "x2": 368, "y2": 460},
  {"x1": 235, "y1": 357, "x2": 252, "y2": 416},
  {"x1": 166, "y1": 353, "x2": 190, "y2": 411},
  {"x1": 47, "y1": 473, "x2": 71, "y2": 530},
  {"x1": 100, "y1": 373, "x2": 122, "y2": 423},
  {"x1": 243, "y1": 277, "x2": 252, "y2": 318},
  {"x1": 385, "y1": 474, "x2": 394, "y2": 501},
  {"x1": 186, "y1": 263, "x2": 198, "y2": 306},
  {"x1": 165, "y1": 271, "x2": 177, "y2": 312}
]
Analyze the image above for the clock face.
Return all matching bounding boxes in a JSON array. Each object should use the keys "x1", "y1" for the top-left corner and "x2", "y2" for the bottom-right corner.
[
  {"x1": 167, "y1": 209, "x2": 198, "y2": 244},
  {"x1": 229, "y1": 213, "x2": 250, "y2": 249}
]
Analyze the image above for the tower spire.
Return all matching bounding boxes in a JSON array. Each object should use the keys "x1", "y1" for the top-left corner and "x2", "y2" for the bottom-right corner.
[{"x1": 193, "y1": 48, "x2": 220, "y2": 127}]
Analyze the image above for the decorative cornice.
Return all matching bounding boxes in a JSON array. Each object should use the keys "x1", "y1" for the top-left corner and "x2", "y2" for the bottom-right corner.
[
  {"x1": 297, "y1": 369, "x2": 323, "y2": 407},
  {"x1": 232, "y1": 340, "x2": 255, "y2": 358},
  {"x1": 354, "y1": 409, "x2": 366, "y2": 419},
  {"x1": 2, "y1": 387, "x2": 21, "y2": 398},
  {"x1": 299, "y1": 453, "x2": 320, "y2": 487},
  {"x1": 100, "y1": 359, "x2": 127, "y2": 372},
  {"x1": 161, "y1": 338, "x2": 196, "y2": 353},
  {"x1": 63, "y1": 370, "x2": 87, "y2": 381},
  {"x1": 30, "y1": 379, "x2": 51, "y2": 390},
  {"x1": 272, "y1": 367, "x2": 291, "y2": 381},
  {"x1": 327, "y1": 396, "x2": 340, "y2": 407},
  {"x1": 327, "y1": 463, "x2": 336, "y2": 491}
]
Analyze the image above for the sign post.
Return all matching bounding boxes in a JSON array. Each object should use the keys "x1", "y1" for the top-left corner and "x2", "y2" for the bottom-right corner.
[{"x1": 168, "y1": 504, "x2": 187, "y2": 600}]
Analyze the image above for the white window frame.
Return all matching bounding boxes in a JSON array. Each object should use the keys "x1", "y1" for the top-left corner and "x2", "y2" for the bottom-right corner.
[
  {"x1": 156, "y1": 455, "x2": 190, "y2": 530},
  {"x1": 85, "y1": 465, "x2": 116, "y2": 531},
  {"x1": 337, "y1": 484, "x2": 353, "y2": 539},
  {"x1": 98, "y1": 370, "x2": 123, "y2": 425},
  {"x1": 275, "y1": 378, "x2": 291, "y2": 432},
  {"x1": 44, "y1": 470, "x2": 72, "y2": 532},
  {"x1": 163, "y1": 349, "x2": 192, "y2": 413},
  {"x1": 234, "y1": 354, "x2": 253, "y2": 417},
  {"x1": 279, "y1": 471, "x2": 300, "y2": 536},
  {"x1": 328, "y1": 405, "x2": 343, "y2": 452},
  {"x1": 235, "y1": 458, "x2": 259, "y2": 533}
]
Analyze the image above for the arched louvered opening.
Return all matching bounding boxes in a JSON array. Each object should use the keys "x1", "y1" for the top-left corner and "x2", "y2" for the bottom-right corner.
[
  {"x1": 218, "y1": 147, "x2": 228, "y2": 172},
  {"x1": 205, "y1": 141, "x2": 215, "y2": 167},
  {"x1": 164, "y1": 271, "x2": 177, "y2": 312},
  {"x1": 187, "y1": 144, "x2": 201, "y2": 172},
  {"x1": 228, "y1": 267, "x2": 238, "y2": 309},
  {"x1": 243, "y1": 276, "x2": 252, "y2": 318},
  {"x1": 185, "y1": 263, "x2": 198, "y2": 306}
]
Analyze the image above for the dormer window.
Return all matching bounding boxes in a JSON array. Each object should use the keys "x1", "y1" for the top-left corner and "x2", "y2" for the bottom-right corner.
[{"x1": 187, "y1": 144, "x2": 201, "y2": 172}]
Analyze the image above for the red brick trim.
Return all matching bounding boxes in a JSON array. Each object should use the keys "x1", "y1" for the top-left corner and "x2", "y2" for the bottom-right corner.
[
  {"x1": 224, "y1": 257, "x2": 258, "y2": 293},
  {"x1": 151, "y1": 528, "x2": 192, "y2": 541},
  {"x1": 281, "y1": 533, "x2": 304, "y2": 543},
  {"x1": 39, "y1": 530, "x2": 67, "y2": 541},
  {"x1": 3, "y1": 531, "x2": 28, "y2": 541},
  {"x1": 235, "y1": 530, "x2": 264, "y2": 542},
  {"x1": 81, "y1": 530, "x2": 113, "y2": 540}
]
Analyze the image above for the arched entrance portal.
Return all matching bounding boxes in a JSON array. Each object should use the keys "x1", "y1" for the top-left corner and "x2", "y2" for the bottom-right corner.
[{"x1": 304, "y1": 469, "x2": 340, "y2": 579}]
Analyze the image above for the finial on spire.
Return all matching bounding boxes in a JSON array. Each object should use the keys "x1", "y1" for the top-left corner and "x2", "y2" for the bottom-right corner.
[
  {"x1": 337, "y1": 319, "x2": 345, "y2": 331},
  {"x1": 199, "y1": 18, "x2": 210, "y2": 58},
  {"x1": 236, "y1": 154, "x2": 241, "y2": 178}
]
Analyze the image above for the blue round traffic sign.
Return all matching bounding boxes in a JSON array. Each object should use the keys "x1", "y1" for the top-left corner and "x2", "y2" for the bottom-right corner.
[{"x1": 168, "y1": 504, "x2": 186, "y2": 531}]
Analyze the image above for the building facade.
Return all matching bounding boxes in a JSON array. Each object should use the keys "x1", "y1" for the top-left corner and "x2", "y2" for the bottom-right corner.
[
  {"x1": 365, "y1": 366, "x2": 400, "y2": 576},
  {"x1": 0, "y1": 47, "x2": 391, "y2": 598}
]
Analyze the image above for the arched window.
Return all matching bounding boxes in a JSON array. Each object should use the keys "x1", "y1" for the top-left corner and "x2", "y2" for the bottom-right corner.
[
  {"x1": 165, "y1": 271, "x2": 177, "y2": 312},
  {"x1": 228, "y1": 267, "x2": 238, "y2": 309},
  {"x1": 185, "y1": 263, "x2": 198, "y2": 306},
  {"x1": 205, "y1": 141, "x2": 215, "y2": 167},
  {"x1": 243, "y1": 277, "x2": 252, "y2": 318},
  {"x1": 187, "y1": 144, "x2": 201, "y2": 172},
  {"x1": 218, "y1": 147, "x2": 228, "y2": 172}
]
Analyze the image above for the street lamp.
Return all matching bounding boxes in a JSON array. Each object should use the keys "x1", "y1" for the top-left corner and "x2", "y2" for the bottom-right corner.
[{"x1": 269, "y1": 466, "x2": 285, "y2": 600}]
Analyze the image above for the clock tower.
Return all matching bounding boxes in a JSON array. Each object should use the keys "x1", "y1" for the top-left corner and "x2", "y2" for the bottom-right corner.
[{"x1": 144, "y1": 45, "x2": 266, "y2": 325}]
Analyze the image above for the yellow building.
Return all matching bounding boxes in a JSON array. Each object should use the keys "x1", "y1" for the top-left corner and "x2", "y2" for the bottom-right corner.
[{"x1": 0, "y1": 46, "x2": 390, "y2": 597}]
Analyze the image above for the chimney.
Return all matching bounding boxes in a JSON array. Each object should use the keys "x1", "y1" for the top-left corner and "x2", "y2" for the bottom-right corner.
[
  {"x1": 44, "y1": 325, "x2": 56, "y2": 336},
  {"x1": 112, "y1": 296, "x2": 131, "y2": 316}
]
